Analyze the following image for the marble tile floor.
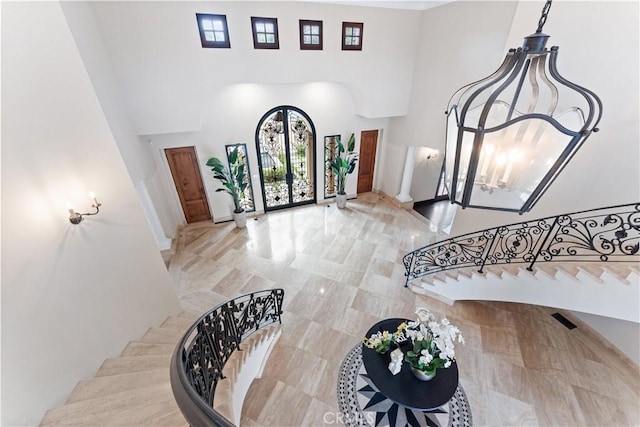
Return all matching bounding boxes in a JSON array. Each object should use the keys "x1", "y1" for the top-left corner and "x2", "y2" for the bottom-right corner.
[{"x1": 168, "y1": 192, "x2": 640, "y2": 427}]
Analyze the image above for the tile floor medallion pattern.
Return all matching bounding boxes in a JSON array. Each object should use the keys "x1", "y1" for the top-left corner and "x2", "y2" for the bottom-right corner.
[
  {"x1": 337, "y1": 344, "x2": 472, "y2": 427},
  {"x1": 167, "y1": 193, "x2": 640, "y2": 426}
]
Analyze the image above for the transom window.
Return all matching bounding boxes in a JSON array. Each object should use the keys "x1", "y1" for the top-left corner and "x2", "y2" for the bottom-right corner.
[
  {"x1": 299, "y1": 20, "x2": 323, "y2": 50},
  {"x1": 251, "y1": 17, "x2": 279, "y2": 49},
  {"x1": 196, "y1": 14, "x2": 230, "y2": 48},
  {"x1": 342, "y1": 22, "x2": 363, "y2": 51}
]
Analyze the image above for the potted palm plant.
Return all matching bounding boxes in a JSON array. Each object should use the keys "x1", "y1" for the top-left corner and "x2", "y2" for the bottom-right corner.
[
  {"x1": 206, "y1": 147, "x2": 248, "y2": 228},
  {"x1": 329, "y1": 133, "x2": 358, "y2": 208}
]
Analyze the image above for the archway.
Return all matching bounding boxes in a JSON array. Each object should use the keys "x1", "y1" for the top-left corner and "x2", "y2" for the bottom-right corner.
[{"x1": 255, "y1": 106, "x2": 317, "y2": 211}]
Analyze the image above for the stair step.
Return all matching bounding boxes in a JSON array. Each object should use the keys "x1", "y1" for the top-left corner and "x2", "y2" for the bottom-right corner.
[
  {"x1": 161, "y1": 316, "x2": 195, "y2": 331},
  {"x1": 178, "y1": 310, "x2": 199, "y2": 321},
  {"x1": 419, "y1": 275, "x2": 435, "y2": 286},
  {"x1": 533, "y1": 264, "x2": 557, "y2": 280},
  {"x1": 602, "y1": 264, "x2": 632, "y2": 284},
  {"x1": 121, "y1": 342, "x2": 175, "y2": 357},
  {"x1": 432, "y1": 272, "x2": 448, "y2": 284},
  {"x1": 577, "y1": 265, "x2": 605, "y2": 283},
  {"x1": 67, "y1": 369, "x2": 169, "y2": 403},
  {"x1": 555, "y1": 265, "x2": 582, "y2": 282},
  {"x1": 497, "y1": 264, "x2": 522, "y2": 278},
  {"x1": 443, "y1": 270, "x2": 459, "y2": 281},
  {"x1": 470, "y1": 269, "x2": 488, "y2": 280},
  {"x1": 456, "y1": 268, "x2": 474, "y2": 279},
  {"x1": 408, "y1": 282, "x2": 456, "y2": 305},
  {"x1": 141, "y1": 327, "x2": 185, "y2": 344},
  {"x1": 95, "y1": 355, "x2": 171, "y2": 377},
  {"x1": 213, "y1": 377, "x2": 235, "y2": 422},
  {"x1": 41, "y1": 383, "x2": 186, "y2": 426}
]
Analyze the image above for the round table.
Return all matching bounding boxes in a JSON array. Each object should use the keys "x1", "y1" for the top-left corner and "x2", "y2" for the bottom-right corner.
[{"x1": 361, "y1": 318, "x2": 459, "y2": 411}]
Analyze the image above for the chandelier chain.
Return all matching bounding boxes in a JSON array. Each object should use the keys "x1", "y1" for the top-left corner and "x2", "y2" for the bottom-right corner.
[{"x1": 536, "y1": 0, "x2": 553, "y2": 33}]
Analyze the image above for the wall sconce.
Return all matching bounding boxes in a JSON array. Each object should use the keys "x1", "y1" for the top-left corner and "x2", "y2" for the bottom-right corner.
[
  {"x1": 425, "y1": 149, "x2": 439, "y2": 160},
  {"x1": 67, "y1": 192, "x2": 102, "y2": 224}
]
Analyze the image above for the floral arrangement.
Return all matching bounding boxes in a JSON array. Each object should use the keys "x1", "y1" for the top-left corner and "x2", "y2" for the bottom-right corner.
[
  {"x1": 363, "y1": 307, "x2": 464, "y2": 378},
  {"x1": 403, "y1": 307, "x2": 465, "y2": 377},
  {"x1": 363, "y1": 330, "x2": 393, "y2": 354}
]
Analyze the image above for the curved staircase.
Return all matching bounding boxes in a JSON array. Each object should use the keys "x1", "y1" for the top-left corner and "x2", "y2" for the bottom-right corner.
[
  {"x1": 404, "y1": 203, "x2": 640, "y2": 322},
  {"x1": 408, "y1": 262, "x2": 639, "y2": 322},
  {"x1": 40, "y1": 311, "x2": 283, "y2": 426},
  {"x1": 40, "y1": 313, "x2": 196, "y2": 426}
]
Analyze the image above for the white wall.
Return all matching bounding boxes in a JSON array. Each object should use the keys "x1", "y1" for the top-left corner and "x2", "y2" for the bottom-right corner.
[
  {"x1": 78, "y1": 0, "x2": 422, "y2": 230},
  {"x1": 383, "y1": 1, "x2": 518, "y2": 202},
  {"x1": 572, "y1": 311, "x2": 640, "y2": 365},
  {"x1": 1, "y1": 3, "x2": 182, "y2": 425},
  {"x1": 59, "y1": 2, "x2": 155, "y2": 185},
  {"x1": 145, "y1": 82, "x2": 389, "y2": 224},
  {"x1": 60, "y1": 2, "x2": 176, "y2": 243},
  {"x1": 410, "y1": 147, "x2": 443, "y2": 202},
  {"x1": 88, "y1": 1, "x2": 423, "y2": 135},
  {"x1": 449, "y1": 0, "x2": 640, "y2": 235}
]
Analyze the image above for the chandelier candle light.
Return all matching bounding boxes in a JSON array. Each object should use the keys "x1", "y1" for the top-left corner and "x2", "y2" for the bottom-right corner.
[{"x1": 445, "y1": 0, "x2": 602, "y2": 214}]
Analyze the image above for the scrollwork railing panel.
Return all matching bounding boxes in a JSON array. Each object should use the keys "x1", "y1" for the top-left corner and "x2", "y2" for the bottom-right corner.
[
  {"x1": 541, "y1": 206, "x2": 640, "y2": 262},
  {"x1": 404, "y1": 203, "x2": 640, "y2": 283},
  {"x1": 171, "y1": 289, "x2": 284, "y2": 426},
  {"x1": 408, "y1": 231, "x2": 492, "y2": 278}
]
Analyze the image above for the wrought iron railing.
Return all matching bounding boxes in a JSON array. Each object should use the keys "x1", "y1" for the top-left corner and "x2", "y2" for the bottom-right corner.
[
  {"x1": 404, "y1": 203, "x2": 640, "y2": 284},
  {"x1": 170, "y1": 289, "x2": 284, "y2": 427}
]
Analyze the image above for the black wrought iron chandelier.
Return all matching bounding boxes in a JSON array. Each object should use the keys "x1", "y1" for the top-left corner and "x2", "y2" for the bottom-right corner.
[{"x1": 444, "y1": 0, "x2": 602, "y2": 214}]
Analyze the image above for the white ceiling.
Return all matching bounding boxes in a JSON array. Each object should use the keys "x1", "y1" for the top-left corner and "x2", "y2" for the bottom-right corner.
[{"x1": 299, "y1": 0, "x2": 456, "y2": 11}]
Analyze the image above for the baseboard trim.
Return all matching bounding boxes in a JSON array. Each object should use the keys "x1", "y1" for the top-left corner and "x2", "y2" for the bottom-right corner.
[
  {"x1": 376, "y1": 190, "x2": 415, "y2": 211},
  {"x1": 560, "y1": 310, "x2": 640, "y2": 370}
]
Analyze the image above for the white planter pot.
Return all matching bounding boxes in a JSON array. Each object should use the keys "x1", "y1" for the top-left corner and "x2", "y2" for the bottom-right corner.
[
  {"x1": 233, "y1": 210, "x2": 247, "y2": 228},
  {"x1": 410, "y1": 367, "x2": 436, "y2": 381},
  {"x1": 336, "y1": 194, "x2": 347, "y2": 209}
]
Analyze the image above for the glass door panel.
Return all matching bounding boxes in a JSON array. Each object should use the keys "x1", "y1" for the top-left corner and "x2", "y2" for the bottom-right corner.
[
  {"x1": 257, "y1": 106, "x2": 316, "y2": 211},
  {"x1": 259, "y1": 109, "x2": 291, "y2": 208},
  {"x1": 287, "y1": 111, "x2": 314, "y2": 204}
]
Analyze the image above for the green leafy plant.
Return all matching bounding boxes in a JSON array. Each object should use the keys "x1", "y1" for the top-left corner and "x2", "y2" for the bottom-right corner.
[
  {"x1": 206, "y1": 147, "x2": 248, "y2": 213},
  {"x1": 329, "y1": 133, "x2": 358, "y2": 195}
]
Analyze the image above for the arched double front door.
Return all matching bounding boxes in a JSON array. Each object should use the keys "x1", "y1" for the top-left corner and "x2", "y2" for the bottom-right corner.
[{"x1": 255, "y1": 106, "x2": 316, "y2": 211}]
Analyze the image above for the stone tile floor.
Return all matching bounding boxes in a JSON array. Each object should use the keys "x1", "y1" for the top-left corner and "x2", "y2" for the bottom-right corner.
[{"x1": 169, "y1": 193, "x2": 640, "y2": 426}]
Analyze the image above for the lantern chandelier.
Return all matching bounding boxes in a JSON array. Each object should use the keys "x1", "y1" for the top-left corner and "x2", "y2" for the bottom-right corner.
[{"x1": 444, "y1": 0, "x2": 602, "y2": 214}]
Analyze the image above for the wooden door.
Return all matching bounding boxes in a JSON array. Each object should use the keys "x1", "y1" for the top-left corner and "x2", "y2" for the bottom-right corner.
[
  {"x1": 165, "y1": 147, "x2": 212, "y2": 223},
  {"x1": 357, "y1": 130, "x2": 378, "y2": 193}
]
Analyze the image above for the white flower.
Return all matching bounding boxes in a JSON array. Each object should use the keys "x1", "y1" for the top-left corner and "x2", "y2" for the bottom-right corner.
[
  {"x1": 415, "y1": 307, "x2": 434, "y2": 323},
  {"x1": 407, "y1": 307, "x2": 465, "y2": 370},
  {"x1": 419, "y1": 349, "x2": 433, "y2": 365}
]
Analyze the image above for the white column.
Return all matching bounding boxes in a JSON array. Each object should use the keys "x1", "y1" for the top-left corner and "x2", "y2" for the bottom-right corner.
[
  {"x1": 135, "y1": 181, "x2": 172, "y2": 250},
  {"x1": 395, "y1": 145, "x2": 416, "y2": 203}
]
